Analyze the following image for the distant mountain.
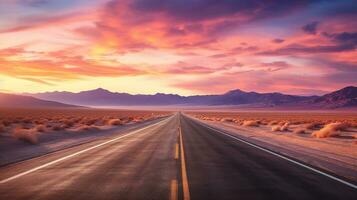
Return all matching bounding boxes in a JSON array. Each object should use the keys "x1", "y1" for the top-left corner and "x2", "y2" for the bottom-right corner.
[
  {"x1": 29, "y1": 88, "x2": 186, "y2": 106},
  {"x1": 310, "y1": 86, "x2": 357, "y2": 108},
  {"x1": 0, "y1": 93, "x2": 79, "y2": 108},
  {"x1": 26, "y1": 88, "x2": 316, "y2": 107}
]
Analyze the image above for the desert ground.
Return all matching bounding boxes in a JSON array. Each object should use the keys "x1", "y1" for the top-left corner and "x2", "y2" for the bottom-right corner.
[
  {"x1": 186, "y1": 111, "x2": 357, "y2": 181},
  {"x1": 0, "y1": 107, "x2": 172, "y2": 166},
  {"x1": 0, "y1": 107, "x2": 171, "y2": 144}
]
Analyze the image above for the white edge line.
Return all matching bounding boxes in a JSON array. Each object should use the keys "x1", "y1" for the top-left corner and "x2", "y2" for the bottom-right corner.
[
  {"x1": 0, "y1": 116, "x2": 173, "y2": 184},
  {"x1": 191, "y1": 116, "x2": 357, "y2": 190}
]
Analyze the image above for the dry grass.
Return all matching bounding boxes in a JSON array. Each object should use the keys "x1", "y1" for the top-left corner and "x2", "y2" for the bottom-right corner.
[
  {"x1": 311, "y1": 122, "x2": 349, "y2": 138},
  {"x1": 11, "y1": 127, "x2": 38, "y2": 144},
  {"x1": 242, "y1": 120, "x2": 260, "y2": 127},
  {"x1": 73, "y1": 125, "x2": 100, "y2": 132},
  {"x1": 35, "y1": 125, "x2": 46, "y2": 132},
  {"x1": 190, "y1": 111, "x2": 357, "y2": 141},
  {"x1": 107, "y1": 119, "x2": 122, "y2": 126},
  {"x1": 221, "y1": 118, "x2": 234, "y2": 122},
  {"x1": 271, "y1": 122, "x2": 289, "y2": 132},
  {"x1": 189, "y1": 111, "x2": 357, "y2": 125},
  {"x1": 0, "y1": 108, "x2": 171, "y2": 144},
  {"x1": 268, "y1": 121, "x2": 278, "y2": 126}
]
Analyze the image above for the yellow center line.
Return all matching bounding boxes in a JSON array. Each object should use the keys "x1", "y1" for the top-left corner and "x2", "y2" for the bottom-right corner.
[
  {"x1": 170, "y1": 179, "x2": 178, "y2": 200},
  {"x1": 179, "y1": 126, "x2": 191, "y2": 200},
  {"x1": 175, "y1": 143, "x2": 179, "y2": 160}
]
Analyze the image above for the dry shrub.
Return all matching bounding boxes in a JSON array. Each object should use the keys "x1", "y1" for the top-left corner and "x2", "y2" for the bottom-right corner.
[
  {"x1": 260, "y1": 120, "x2": 269, "y2": 125},
  {"x1": 293, "y1": 128, "x2": 306, "y2": 134},
  {"x1": 278, "y1": 121, "x2": 287, "y2": 126},
  {"x1": 107, "y1": 119, "x2": 122, "y2": 126},
  {"x1": 271, "y1": 125, "x2": 281, "y2": 132},
  {"x1": 280, "y1": 122, "x2": 289, "y2": 131},
  {"x1": 271, "y1": 122, "x2": 289, "y2": 132},
  {"x1": 74, "y1": 125, "x2": 100, "y2": 132},
  {"x1": 221, "y1": 118, "x2": 234, "y2": 122},
  {"x1": 62, "y1": 119, "x2": 75, "y2": 128},
  {"x1": 11, "y1": 127, "x2": 38, "y2": 144},
  {"x1": 132, "y1": 117, "x2": 144, "y2": 122},
  {"x1": 243, "y1": 120, "x2": 260, "y2": 127},
  {"x1": 311, "y1": 122, "x2": 348, "y2": 138},
  {"x1": 35, "y1": 125, "x2": 46, "y2": 132}
]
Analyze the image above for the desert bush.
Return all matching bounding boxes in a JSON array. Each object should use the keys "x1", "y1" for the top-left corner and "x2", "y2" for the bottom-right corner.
[
  {"x1": 61, "y1": 119, "x2": 75, "y2": 128},
  {"x1": 243, "y1": 120, "x2": 260, "y2": 127},
  {"x1": 268, "y1": 121, "x2": 278, "y2": 126},
  {"x1": 221, "y1": 118, "x2": 234, "y2": 122},
  {"x1": 271, "y1": 122, "x2": 289, "y2": 132},
  {"x1": 107, "y1": 119, "x2": 122, "y2": 126},
  {"x1": 35, "y1": 125, "x2": 46, "y2": 132},
  {"x1": 293, "y1": 128, "x2": 306, "y2": 134},
  {"x1": 311, "y1": 122, "x2": 349, "y2": 138},
  {"x1": 280, "y1": 122, "x2": 289, "y2": 131},
  {"x1": 278, "y1": 121, "x2": 287, "y2": 126},
  {"x1": 260, "y1": 120, "x2": 269, "y2": 125},
  {"x1": 11, "y1": 127, "x2": 38, "y2": 144},
  {"x1": 74, "y1": 125, "x2": 100, "y2": 132},
  {"x1": 271, "y1": 125, "x2": 281, "y2": 132}
]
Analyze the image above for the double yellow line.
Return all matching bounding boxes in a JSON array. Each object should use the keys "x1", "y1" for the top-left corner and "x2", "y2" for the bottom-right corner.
[{"x1": 171, "y1": 122, "x2": 190, "y2": 200}]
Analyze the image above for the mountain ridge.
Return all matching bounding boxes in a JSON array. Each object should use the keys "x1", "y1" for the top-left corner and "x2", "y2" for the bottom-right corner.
[
  {"x1": 0, "y1": 93, "x2": 80, "y2": 108},
  {"x1": 24, "y1": 86, "x2": 357, "y2": 108}
]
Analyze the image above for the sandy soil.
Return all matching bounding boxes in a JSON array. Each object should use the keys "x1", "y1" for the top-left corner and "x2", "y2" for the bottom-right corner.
[
  {"x1": 0, "y1": 115, "x2": 167, "y2": 166},
  {"x1": 188, "y1": 114, "x2": 357, "y2": 182}
]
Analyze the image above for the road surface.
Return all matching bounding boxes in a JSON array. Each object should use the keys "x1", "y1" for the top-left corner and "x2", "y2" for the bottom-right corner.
[{"x1": 0, "y1": 113, "x2": 356, "y2": 200}]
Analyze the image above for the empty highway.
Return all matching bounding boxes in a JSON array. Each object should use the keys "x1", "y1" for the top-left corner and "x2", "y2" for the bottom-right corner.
[{"x1": 0, "y1": 113, "x2": 356, "y2": 200}]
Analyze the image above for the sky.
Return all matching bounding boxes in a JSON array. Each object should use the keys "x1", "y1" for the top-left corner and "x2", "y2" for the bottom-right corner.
[{"x1": 0, "y1": 0, "x2": 356, "y2": 96}]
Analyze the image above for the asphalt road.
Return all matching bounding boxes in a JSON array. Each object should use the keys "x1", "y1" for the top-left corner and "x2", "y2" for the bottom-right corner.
[{"x1": 0, "y1": 113, "x2": 356, "y2": 200}]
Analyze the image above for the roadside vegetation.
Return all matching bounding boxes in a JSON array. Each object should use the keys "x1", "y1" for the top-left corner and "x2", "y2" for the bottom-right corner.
[
  {"x1": 188, "y1": 111, "x2": 357, "y2": 142},
  {"x1": 0, "y1": 108, "x2": 170, "y2": 144}
]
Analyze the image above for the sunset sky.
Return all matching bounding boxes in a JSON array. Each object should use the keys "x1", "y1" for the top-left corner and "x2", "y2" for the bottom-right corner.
[{"x1": 0, "y1": 0, "x2": 356, "y2": 96}]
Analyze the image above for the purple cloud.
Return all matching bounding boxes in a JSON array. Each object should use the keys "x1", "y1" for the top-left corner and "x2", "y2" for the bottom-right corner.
[{"x1": 302, "y1": 21, "x2": 319, "y2": 34}]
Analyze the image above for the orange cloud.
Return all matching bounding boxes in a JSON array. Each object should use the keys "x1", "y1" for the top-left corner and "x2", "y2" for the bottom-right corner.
[{"x1": 0, "y1": 47, "x2": 145, "y2": 83}]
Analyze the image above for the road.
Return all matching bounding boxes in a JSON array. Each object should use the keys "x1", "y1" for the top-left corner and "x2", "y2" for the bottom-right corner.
[{"x1": 0, "y1": 113, "x2": 356, "y2": 200}]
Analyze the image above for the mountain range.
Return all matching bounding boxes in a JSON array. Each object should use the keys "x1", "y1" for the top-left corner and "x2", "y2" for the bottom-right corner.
[
  {"x1": 24, "y1": 86, "x2": 357, "y2": 109},
  {"x1": 0, "y1": 93, "x2": 78, "y2": 108}
]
